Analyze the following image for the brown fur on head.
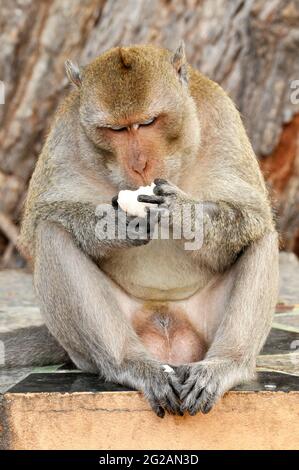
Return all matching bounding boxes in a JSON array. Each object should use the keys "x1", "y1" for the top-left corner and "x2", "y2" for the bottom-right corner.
[{"x1": 65, "y1": 44, "x2": 200, "y2": 188}]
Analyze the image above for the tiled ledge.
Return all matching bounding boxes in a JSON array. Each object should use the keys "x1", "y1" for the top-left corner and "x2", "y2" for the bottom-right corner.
[
  {"x1": 1, "y1": 371, "x2": 299, "y2": 450},
  {"x1": 0, "y1": 256, "x2": 299, "y2": 450}
]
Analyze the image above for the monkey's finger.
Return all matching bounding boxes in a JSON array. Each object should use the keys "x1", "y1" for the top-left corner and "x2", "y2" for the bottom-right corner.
[
  {"x1": 188, "y1": 400, "x2": 203, "y2": 416},
  {"x1": 169, "y1": 375, "x2": 182, "y2": 399},
  {"x1": 163, "y1": 399, "x2": 176, "y2": 415},
  {"x1": 158, "y1": 388, "x2": 180, "y2": 416},
  {"x1": 174, "y1": 364, "x2": 191, "y2": 384},
  {"x1": 198, "y1": 381, "x2": 219, "y2": 413},
  {"x1": 187, "y1": 389, "x2": 215, "y2": 416},
  {"x1": 137, "y1": 194, "x2": 165, "y2": 205},
  {"x1": 164, "y1": 377, "x2": 182, "y2": 413},
  {"x1": 169, "y1": 383, "x2": 181, "y2": 401},
  {"x1": 147, "y1": 394, "x2": 165, "y2": 418},
  {"x1": 153, "y1": 180, "x2": 177, "y2": 197},
  {"x1": 111, "y1": 195, "x2": 119, "y2": 209},
  {"x1": 180, "y1": 377, "x2": 197, "y2": 401},
  {"x1": 167, "y1": 393, "x2": 183, "y2": 416},
  {"x1": 163, "y1": 395, "x2": 182, "y2": 416},
  {"x1": 200, "y1": 396, "x2": 215, "y2": 414},
  {"x1": 154, "y1": 178, "x2": 169, "y2": 186},
  {"x1": 185, "y1": 388, "x2": 205, "y2": 416},
  {"x1": 154, "y1": 404, "x2": 166, "y2": 418}
]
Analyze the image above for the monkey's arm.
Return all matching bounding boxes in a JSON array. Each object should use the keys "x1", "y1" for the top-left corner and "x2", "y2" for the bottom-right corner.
[
  {"x1": 22, "y1": 200, "x2": 153, "y2": 261},
  {"x1": 34, "y1": 201, "x2": 103, "y2": 259},
  {"x1": 192, "y1": 198, "x2": 269, "y2": 271},
  {"x1": 140, "y1": 178, "x2": 271, "y2": 271}
]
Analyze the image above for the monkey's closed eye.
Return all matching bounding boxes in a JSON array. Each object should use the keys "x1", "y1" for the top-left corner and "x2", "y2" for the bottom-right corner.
[
  {"x1": 109, "y1": 125, "x2": 127, "y2": 132},
  {"x1": 96, "y1": 125, "x2": 126, "y2": 133},
  {"x1": 140, "y1": 117, "x2": 156, "y2": 127}
]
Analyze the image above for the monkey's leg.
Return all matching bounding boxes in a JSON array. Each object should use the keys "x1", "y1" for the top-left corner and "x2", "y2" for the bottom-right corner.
[
  {"x1": 34, "y1": 221, "x2": 181, "y2": 417},
  {"x1": 180, "y1": 231, "x2": 279, "y2": 415}
]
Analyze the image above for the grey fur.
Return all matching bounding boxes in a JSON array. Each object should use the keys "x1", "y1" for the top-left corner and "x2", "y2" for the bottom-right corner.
[
  {"x1": 4, "y1": 46, "x2": 279, "y2": 417},
  {"x1": 0, "y1": 325, "x2": 68, "y2": 368},
  {"x1": 179, "y1": 231, "x2": 279, "y2": 414},
  {"x1": 34, "y1": 221, "x2": 181, "y2": 417}
]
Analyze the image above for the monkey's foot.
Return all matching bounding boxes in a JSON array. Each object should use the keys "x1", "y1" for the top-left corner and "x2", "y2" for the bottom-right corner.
[
  {"x1": 116, "y1": 359, "x2": 182, "y2": 418},
  {"x1": 142, "y1": 365, "x2": 182, "y2": 418},
  {"x1": 178, "y1": 359, "x2": 252, "y2": 416}
]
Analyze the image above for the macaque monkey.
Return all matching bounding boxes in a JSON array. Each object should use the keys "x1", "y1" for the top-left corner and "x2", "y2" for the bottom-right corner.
[{"x1": 1, "y1": 43, "x2": 278, "y2": 418}]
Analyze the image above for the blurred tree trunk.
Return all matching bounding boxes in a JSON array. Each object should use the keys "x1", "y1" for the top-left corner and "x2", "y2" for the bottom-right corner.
[{"x1": 0, "y1": 0, "x2": 299, "y2": 266}]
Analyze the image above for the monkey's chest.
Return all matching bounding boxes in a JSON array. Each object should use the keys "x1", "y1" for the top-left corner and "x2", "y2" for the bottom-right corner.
[{"x1": 100, "y1": 240, "x2": 209, "y2": 301}]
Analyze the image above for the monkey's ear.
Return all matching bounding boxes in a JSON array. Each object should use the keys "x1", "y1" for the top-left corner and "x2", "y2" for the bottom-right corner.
[
  {"x1": 65, "y1": 60, "x2": 82, "y2": 88},
  {"x1": 171, "y1": 40, "x2": 188, "y2": 85}
]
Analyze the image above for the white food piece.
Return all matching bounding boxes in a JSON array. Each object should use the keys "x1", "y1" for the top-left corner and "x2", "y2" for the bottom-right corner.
[
  {"x1": 162, "y1": 364, "x2": 175, "y2": 374},
  {"x1": 117, "y1": 182, "x2": 157, "y2": 218}
]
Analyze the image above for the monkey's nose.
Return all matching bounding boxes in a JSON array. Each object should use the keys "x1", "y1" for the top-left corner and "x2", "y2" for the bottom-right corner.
[{"x1": 131, "y1": 155, "x2": 148, "y2": 175}]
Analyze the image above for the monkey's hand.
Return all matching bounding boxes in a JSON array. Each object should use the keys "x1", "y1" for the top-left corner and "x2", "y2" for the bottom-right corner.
[
  {"x1": 177, "y1": 359, "x2": 252, "y2": 415},
  {"x1": 137, "y1": 179, "x2": 196, "y2": 231},
  {"x1": 138, "y1": 179, "x2": 188, "y2": 209},
  {"x1": 120, "y1": 360, "x2": 182, "y2": 418},
  {"x1": 95, "y1": 201, "x2": 158, "y2": 248}
]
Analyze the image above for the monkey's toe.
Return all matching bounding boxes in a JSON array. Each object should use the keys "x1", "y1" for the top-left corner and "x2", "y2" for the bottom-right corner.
[
  {"x1": 148, "y1": 398, "x2": 165, "y2": 418},
  {"x1": 175, "y1": 364, "x2": 191, "y2": 385},
  {"x1": 144, "y1": 367, "x2": 182, "y2": 417},
  {"x1": 179, "y1": 362, "x2": 220, "y2": 416},
  {"x1": 187, "y1": 389, "x2": 217, "y2": 416}
]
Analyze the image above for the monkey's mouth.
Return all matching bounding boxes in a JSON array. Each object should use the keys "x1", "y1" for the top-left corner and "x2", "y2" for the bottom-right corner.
[{"x1": 121, "y1": 170, "x2": 153, "y2": 190}]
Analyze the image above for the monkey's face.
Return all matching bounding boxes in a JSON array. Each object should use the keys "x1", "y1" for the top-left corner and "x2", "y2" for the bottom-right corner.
[
  {"x1": 88, "y1": 109, "x2": 195, "y2": 189},
  {"x1": 78, "y1": 46, "x2": 201, "y2": 188}
]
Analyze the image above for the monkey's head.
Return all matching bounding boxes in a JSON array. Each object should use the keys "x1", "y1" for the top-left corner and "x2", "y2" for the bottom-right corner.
[{"x1": 65, "y1": 43, "x2": 200, "y2": 188}]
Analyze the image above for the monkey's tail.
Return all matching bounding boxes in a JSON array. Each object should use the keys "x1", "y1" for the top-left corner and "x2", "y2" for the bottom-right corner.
[{"x1": 0, "y1": 325, "x2": 69, "y2": 368}]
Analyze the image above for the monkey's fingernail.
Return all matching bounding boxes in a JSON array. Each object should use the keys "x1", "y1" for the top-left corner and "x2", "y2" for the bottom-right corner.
[
  {"x1": 180, "y1": 405, "x2": 187, "y2": 414},
  {"x1": 156, "y1": 407, "x2": 165, "y2": 418},
  {"x1": 201, "y1": 402, "x2": 213, "y2": 414},
  {"x1": 154, "y1": 178, "x2": 168, "y2": 186},
  {"x1": 189, "y1": 408, "x2": 198, "y2": 416}
]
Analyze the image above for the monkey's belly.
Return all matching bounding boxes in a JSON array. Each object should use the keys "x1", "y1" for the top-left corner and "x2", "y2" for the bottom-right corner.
[{"x1": 100, "y1": 239, "x2": 211, "y2": 301}]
